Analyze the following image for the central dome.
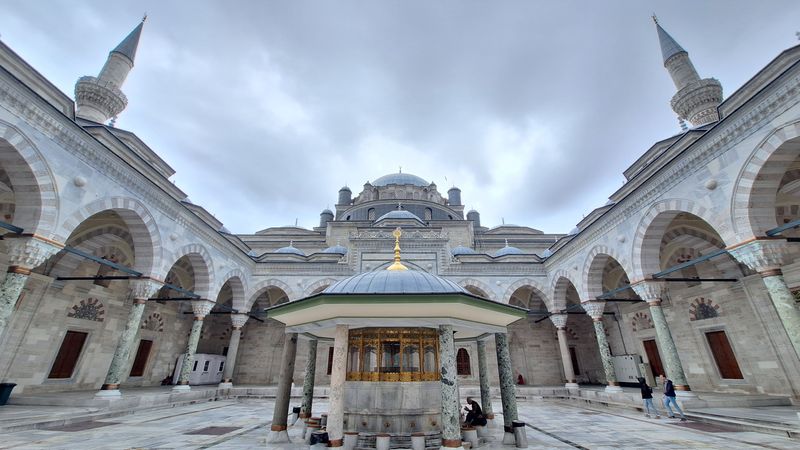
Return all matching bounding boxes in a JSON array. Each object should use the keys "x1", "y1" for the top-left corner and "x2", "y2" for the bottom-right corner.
[
  {"x1": 372, "y1": 172, "x2": 429, "y2": 187},
  {"x1": 324, "y1": 270, "x2": 466, "y2": 295}
]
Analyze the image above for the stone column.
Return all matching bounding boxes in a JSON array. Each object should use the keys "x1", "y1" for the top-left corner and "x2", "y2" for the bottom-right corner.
[
  {"x1": 438, "y1": 325, "x2": 462, "y2": 449},
  {"x1": 549, "y1": 314, "x2": 579, "y2": 389},
  {"x1": 266, "y1": 332, "x2": 298, "y2": 444},
  {"x1": 219, "y1": 313, "x2": 248, "y2": 388},
  {"x1": 729, "y1": 240, "x2": 800, "y2": 360},
  {"x1": 476, "y1": 338, "x2": 494, "y2": 419},
  {"x1": 327, "y1": 325, "x2": 348, "y2": 447},
  {"x1": 632, "y1": 281, "x2": 693, "y2": 396},
  {"x1": 97, "y1": 279, "x2": 161, "y2": 397},
  {"x1": 583, "y1": 301, "x2": 622, "y2": 393},
  {"x1": 495, "y1": 332, "x2": 518, "y2": 444},
  {"x1": 0, "y1": 237, "x2": 60, "y2": 340},
  {"x1": 173, "y1": 299, "x2": 215, "y2": 392},
  {"x1": 300, "y1": 338, "x2": 318, "y2": 419}
]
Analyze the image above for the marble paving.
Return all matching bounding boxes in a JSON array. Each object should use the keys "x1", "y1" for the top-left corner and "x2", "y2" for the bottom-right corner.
[{"x1": 0, "y1": 398, "x2": 798, "y2": 449}]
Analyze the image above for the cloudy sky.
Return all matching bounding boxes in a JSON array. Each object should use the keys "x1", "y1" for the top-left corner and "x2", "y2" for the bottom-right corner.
[{"x1": 2, "y1": 1, "x2": 799, "y2": 234}]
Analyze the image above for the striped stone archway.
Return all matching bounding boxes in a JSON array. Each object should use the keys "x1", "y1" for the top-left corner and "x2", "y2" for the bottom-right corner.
[
  {"x1": 732, "y1": 119, "x2": 800, "y2": 240},
  {"x1": 0, "y1": 120, "x2": 58, "y2": 238},
  {"x1": 163, "y1": 243, "x2": 214, "y2": 300},
  {"x1": 581, "y1": 245, "x2": 632, "y2": 300},
  {"x1": 57, "y1": 197, "x2": 161, "y2": 276}
]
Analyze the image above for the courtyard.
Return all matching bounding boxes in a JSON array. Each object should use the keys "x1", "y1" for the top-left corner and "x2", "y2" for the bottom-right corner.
[{"x1": 0, "y1": 395, "x2": 798, "y2": 449}]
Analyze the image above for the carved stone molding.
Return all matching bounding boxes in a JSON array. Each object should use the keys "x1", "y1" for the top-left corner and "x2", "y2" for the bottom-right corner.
[
  {"x1": 549, "y1": 313, "x2": 568, "y2": 329},
  {"x1": 4, "y1": 237, "x2": 61, "y2": 270},
  {"x1": 582, "y1": 301, "x2": 606, "y2": 320},
  {"x1": 728, "y1": 240, "x2": 789, "y2": 273}
]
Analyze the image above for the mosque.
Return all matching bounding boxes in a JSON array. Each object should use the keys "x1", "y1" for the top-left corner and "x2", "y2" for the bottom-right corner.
[{"x1": 0, "y1": 14, "x2": 799, "y2": 450}]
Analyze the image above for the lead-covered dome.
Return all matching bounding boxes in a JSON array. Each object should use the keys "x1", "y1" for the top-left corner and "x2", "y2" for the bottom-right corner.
[
  {"x1": 324, "y1": 270, "x2": 466, "y2": 295},
  {"x1": 372, "y1": 172, "x2": 429, "y2": 187},
  {"x1": 451, "y1": 246, "x2": 477, "y2": 256},
  {"x1": 375, "y1": 210, "x2": 423, "y2": 223},
  {"x1": 275, "y1": 243, "x2": 305, "y2": 256},
  {"x1": 494, "y1": 245, "x2": 523, "y2": 257}
]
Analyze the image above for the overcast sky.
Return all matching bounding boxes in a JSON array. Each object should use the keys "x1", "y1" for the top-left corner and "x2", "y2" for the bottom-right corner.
[{"x1": 2, "y1": 1, "x2": 799, "y2": 234}]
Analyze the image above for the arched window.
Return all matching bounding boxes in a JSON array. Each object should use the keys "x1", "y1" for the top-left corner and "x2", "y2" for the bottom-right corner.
[
  {"x1": 424, "y1": 208, "x2": 432, "y2": 221},
  {"x1": 368, "y1": 208, "x2": 376, "y2": 220},
  {"x1": 456, "y1": 348, "x2": 471, "y2": 375}
]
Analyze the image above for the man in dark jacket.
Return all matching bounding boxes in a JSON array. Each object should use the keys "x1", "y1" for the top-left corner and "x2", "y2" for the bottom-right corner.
[
  {"x1": 463, "y1": 397, "x2": 487, "y2": 427},
  {"x1": 659, "y1": 375, "x2": 687, "y2": 421},
  {"x1": 638, "y1": 377, "x2": 661, "y2": 419}
]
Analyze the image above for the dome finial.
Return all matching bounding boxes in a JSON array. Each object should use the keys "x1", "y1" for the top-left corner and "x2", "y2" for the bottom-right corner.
[
  {"x1": 387, "y1": 227, "x2": 408, "y2": 271},
  {"x1": 504, "y1": 238, "x2": 509, "y2": 247}
]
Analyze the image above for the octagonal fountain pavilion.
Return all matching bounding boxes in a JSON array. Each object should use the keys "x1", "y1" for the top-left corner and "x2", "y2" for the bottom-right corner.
[{"x1": 265, "y1": 229, "x2": 527, "y2": 449}]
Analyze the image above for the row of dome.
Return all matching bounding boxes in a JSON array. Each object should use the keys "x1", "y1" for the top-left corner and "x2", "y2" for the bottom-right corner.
[{"x1": 271, "y1": 240, "x2": 551, "y2": 258}]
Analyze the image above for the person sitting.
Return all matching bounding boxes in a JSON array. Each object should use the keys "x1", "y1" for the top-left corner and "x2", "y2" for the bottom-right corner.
[{"x1": 463, "y1": 397, "x2": 487, "y2": 427}]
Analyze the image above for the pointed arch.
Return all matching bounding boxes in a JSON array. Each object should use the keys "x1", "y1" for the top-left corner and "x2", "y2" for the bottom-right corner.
[
  {"x1": 631, "y1": 198, "x2": 730, "y2": 281},
  {"x1": 162, "y1": 243, "x2": 214, "y2": 299},
  {"x1": 582, "y1": 245, "x2": 632, "y2": 300},
  {"x1": 246, "y1": 278, "x2": 297, "y2": 311},
  {"x1": 732, "y1": 119, "x2": 800, "y2": 240},
  {"x1": 549, "y1": 270, "x2": 580, "y2": 311},
  {"x1": 0, "y1": 120, "x2": 59, "y2": 237},
  {"x1": 457, "y1": 278, "x2": 496, "y2": 301},
  {"x1": 305, "y1": 278, "x2": 340, "y2": 296},
  {"x1": 214, "y1": 269, "x2": 248, "y2": 311},
  {"x1": 57, "y1": 196, "x2": 161, "y2": 276},
  {"x1": 503, "y1": 278, "x2": 550, "y2": 309}
]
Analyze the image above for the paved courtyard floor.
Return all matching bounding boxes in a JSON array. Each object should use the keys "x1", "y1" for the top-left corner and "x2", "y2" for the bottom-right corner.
[{"x1": 0, "y1": 397, "x2": 797, "y2": 449}]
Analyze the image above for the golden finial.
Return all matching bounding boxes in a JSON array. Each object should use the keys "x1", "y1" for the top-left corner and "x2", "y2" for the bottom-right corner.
[
  {"x1": 651, "y1": 14, "x2": 658, "y2": 25},
  {"x1": 387, "y1": 227, "x2": 408, "y2": 271},
  {"x1": 142, "y1": 13, "x2": 148, "y2": 23}
]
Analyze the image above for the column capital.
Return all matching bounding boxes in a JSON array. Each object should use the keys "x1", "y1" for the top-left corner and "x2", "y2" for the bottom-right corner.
[
  {"x1": 728, "y1": 239, "x2": 789, "y2": 274},
  {"x1": 631, "y1": 280, "x2": 666, "y2": 302},
  {"x1": 230, "y1": 313, "x2": 249, "y2": 329},
  {"x1": 549, "y1": 313, "x2": 568, "y2": 329},
  {"x1": 582, "y1": 301, "x2": 606, "y2": 320},
  {"x1": 4, "y1": 236, "x2": 62, "y2": 272},
  {"x1": 130, "y1": 279, "x2": 162, "y2": 301},
  {"x1": 191, "y1": 299, "x2": 215, "y2": 318}
]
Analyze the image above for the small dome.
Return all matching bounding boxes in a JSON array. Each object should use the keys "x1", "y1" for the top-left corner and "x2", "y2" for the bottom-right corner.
[
  {"x1": 324, "y1": 269, "x2": 466, "y2": 295},
  {"x1": 275, "y1": 242, "x2": 306, "y2": 256},
  {"x1": 494, "y1": 246, "x2": 523, "y2": 257},
  {"x1": 339, "y1": 186, "x2": 351, "y2": 192},
  {"x1": 375, "y1": 210, "x2": 423, "y2": 223},
  {"x1": 541, "y1": 249, "x2": 553, "y2": 258},
  {"x1": 372, "y1": 172, "x2": 429, "y2": 187},
  {"x1": 247, "y1": 249, "x2": 259, "y2": 257},
  {"x1": 323, "y1": 244, "x2": 348, "y2": 255},
  {"x1": 568, "y1": 227, "x2": 580, "y2": 235},
  {"x1": 321, "y1": 208, "x2": 334, "y2": 215},
  {"x1": 447, "y1": 186, "x2": 461, "y2": 192},
  {"x1": 451, "y1": 246, "x2": 477, "y2": 256}
]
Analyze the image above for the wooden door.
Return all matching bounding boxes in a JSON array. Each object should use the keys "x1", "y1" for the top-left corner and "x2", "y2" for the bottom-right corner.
[
  {"x1": 327, "y1": 346, "x2": 334, "y2": 375},
  {"x1": 129, "y1": 339, "x2": 153, "y2": 377},
  {"x1": 705, "y1": 330, "x2": 744, "y2": 379},
  {"x1": 569, "y1": 347, "x2": 580, "y2": 375},
  {"x1": 48, "y1": 331, "x2": 88, "y2": 379},
  {"x1": 643, "y1": 339, "x2": 665, "y2": 379}
]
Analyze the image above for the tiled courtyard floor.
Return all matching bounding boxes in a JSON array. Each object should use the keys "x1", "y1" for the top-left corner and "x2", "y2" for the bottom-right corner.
[{"x1": 0, "y1": 398, "x2": 797, "y2": 449}]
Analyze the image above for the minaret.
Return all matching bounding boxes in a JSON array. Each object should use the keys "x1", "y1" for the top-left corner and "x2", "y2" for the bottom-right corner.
[
  {"x1": 654, "y1": 17, "x2": 722, "y2": 127},
  {"x1": 75, "y1": 18, "x2": 145, "y2": 123}
]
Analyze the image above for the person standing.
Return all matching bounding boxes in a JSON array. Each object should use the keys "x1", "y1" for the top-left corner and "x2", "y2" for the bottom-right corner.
[
  {"x1": 638, "y1": 377, "x2": 660, "y2": 419},
  {"x1": 659, "y1": 375, "x2": 687, "y2": 421}
]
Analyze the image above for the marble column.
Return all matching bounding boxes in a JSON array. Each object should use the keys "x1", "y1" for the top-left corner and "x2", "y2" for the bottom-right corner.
[
  {"x1": 173, "y1": 299, "x2": 215, "y2": 392},
  {"x1": 438, "y1": 325, "x2": 462, "y2": 448},
  {"x1": 300, "y1": 338, "x2": 318, "y2": 419},
  {"x1": 495, "y1": 332, "x2": 518, "y2": 444},
  {"x1": 97, "y1": 279, "x2": 161, "y2": 397},
  {"x1": 266, "y1": 332, "x2": 298, "y2": 443},
  {"x1": 583, "y1": 301, "x2": 622, "y2": 393},
  {"x1": 730, "y1": 240, "x2": 800, "y2": 360},
  {"x1": 549, "y1": 314, "x2": 579, "y2": 389},
  {"x1": 476, "y1": 338, "x2": 494, "y2": 419},
  {"x1": 219, "y1": 313, "x2": 248, "y2": 388},
  {"x1": 631, "y1": 281, "x2": 692, "y2": 395},
  {"x1": 0, "y1": 237, "x2": 60, "y2": 341},
  {"x1": 327, "y1": 325, "x2": 348, "y2": 447}
]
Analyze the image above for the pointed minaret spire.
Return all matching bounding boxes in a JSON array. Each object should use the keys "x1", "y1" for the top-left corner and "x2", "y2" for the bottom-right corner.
[
  {"x1": 653, "y1": 18, "x2": 722, "y2": 127},
  {"x1": 75, "y1": 18, "x2": 146, "y2": 123}
]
